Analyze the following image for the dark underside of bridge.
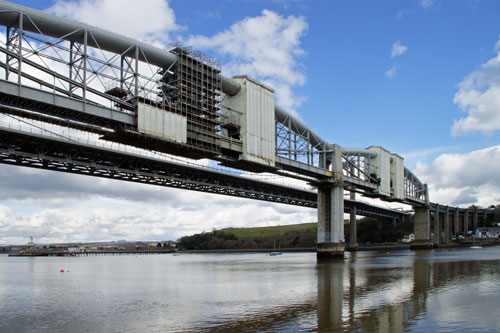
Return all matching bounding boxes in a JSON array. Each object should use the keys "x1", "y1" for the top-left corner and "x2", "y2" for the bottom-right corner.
[{"x1": 0, "y1": 127, "x2": 407, "y2": 220}]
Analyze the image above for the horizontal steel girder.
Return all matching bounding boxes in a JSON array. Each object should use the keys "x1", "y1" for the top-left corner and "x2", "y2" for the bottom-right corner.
[
  {"x1": 0, "y1": 127, "x2": 409, "y2": 220},
  {"x1": 0, "y1": 126, "x2": 317, "y2": 207}
]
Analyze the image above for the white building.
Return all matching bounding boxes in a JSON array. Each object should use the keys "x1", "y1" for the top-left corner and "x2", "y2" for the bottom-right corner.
[{"x1": 475, "y1": 227, "x2": 500, "y2": 239}]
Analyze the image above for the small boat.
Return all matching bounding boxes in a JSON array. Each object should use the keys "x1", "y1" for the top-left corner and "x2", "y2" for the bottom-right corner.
[
  {"x1": 269, "y1": 240, "x2": 282, "y2": 256},
  {"x1": 470, "y1": 237, "x2": 482, "y2": 249}
]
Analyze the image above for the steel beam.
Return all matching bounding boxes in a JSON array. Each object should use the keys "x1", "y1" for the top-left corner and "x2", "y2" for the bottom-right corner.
[{"x1": 0, "y1": 126, "x2": 410, "y2": 221}]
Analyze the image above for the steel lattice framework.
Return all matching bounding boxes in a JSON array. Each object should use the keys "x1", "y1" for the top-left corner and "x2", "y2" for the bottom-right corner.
[
  {"x1": 274, "y1": 108, "x2": 427, "y2": 205},
  {"x1": 0, "y1": 127, "x2": 317, "y2": 207},
  {"x1": 0, "y1": 0, "x2": 428, "y2": 212}
]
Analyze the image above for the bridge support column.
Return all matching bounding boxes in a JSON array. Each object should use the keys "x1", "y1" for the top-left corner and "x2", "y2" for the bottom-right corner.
[
  {"x1": 317, "y1": 184, "x2": 345, "y2": 259},
  {"x1": 473, "y1": 209, "x2": 478, "y2": 232},
  {"x1": 347, "y1": 191, "x2": 358, "y2": 251},
  {"x1": 454, "y1": 208, "x2": 459, "y2": 238},
  {"x1": 434, "y1": 204, "x2": 441, "y2": 246},
  {"x1": 411, "y1": 206, "x2": 433, "y2": 249},
  {"x1": 317, "y1": 145, "x2": 344, "y2": 259},
  {"x1": 443, "y1": 206, "x2": 449, "y2": 244},
  {"x1": 464, "y1": 209, "x2": 469, "y2": 237}
]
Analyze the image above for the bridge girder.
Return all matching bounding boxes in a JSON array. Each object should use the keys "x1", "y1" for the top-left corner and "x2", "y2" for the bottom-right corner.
[
  {"x1": 0, "y1": 0, "x2": 427, "y2": 210},
  {"x1": 0, "y1": 126, "x2": 409, "y2": 220}
]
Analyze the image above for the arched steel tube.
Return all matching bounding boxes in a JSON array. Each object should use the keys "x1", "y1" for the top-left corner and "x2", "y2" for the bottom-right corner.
[
  {"x1": 274, "y1": 104, "x2": 330, "y2": 150},
  {"x1": 341, "y1": 148, "x2": 377, "y2": 158}
]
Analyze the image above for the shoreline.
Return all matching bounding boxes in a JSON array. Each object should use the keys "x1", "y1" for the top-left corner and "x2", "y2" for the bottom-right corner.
[
  {"x1": 5, "y1": 240, "x2": 500, "y2": 257},
  {"x1": 177, "y1": 239, "x2": 500, "y2": 254}
]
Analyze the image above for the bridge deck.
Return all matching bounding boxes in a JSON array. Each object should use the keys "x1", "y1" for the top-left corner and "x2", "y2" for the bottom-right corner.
[{"x1": 0, "y1": 126, "x2": 408, "y2": 220}]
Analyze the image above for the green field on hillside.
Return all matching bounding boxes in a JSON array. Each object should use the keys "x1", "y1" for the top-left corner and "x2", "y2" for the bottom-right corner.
[
  {"x1": 177, "y1": 218, "x2": 415, "y2": 250},
  {"x1": 222, "y1": 223, "x2": 317, "y2": 239}
]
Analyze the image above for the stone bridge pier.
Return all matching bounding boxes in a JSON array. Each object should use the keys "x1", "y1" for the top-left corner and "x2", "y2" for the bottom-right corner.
[
  {"x1": 411, "y1": 206, "x2": 433, "y2": 249},
  {"x1": 411, "y1": 185, "x2": 434, "y2": 249}
]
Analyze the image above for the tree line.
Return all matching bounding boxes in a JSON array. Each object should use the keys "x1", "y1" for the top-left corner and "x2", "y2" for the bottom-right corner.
[
  {"x1": 176, "y1": 217, "x2": 417, "y2": 250},
  {"x1": 177, "y1": 228, "x2": 316, "y2": 251}
]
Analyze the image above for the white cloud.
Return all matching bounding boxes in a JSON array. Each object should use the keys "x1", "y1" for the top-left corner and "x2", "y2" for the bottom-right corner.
[
  {"x1": 391, "y1": 41, "x2": 408, "y2": 58},
  {"x1": 396, "y1": 9, "x2": 411, "y2": 20},
  {"x1": 386, "y1": 41, "x2": 407, "y2": 78},
  {"x1": 452, "y1": 42, "x2": 500, "y2": 136},
  {"x1": 385, "y1": 63, "x2": 399, "y2": 78},
  {"x1": 186, "y1": 9, "x2": 308, "y2": 116},
  {"x1": 420, "y1": 0, "x2": 434, "y2": 9},
  {"x1": 401, "y1": 144, "x2": 465, "y2": 169},
  {"x1": 271, "y1": 0, "x2": 306, "y2": 10},
  {"x1": 0, "y1": 196, "x2": 316, "y2": 244},
  {"x1": 47, "y1": 0, "x2": 181, "y2": 45},
  {"x1": 415, "y1": 145, "x2": 500, "y2": 206},
  {"x1": 420, "y1": 0, "x2": 435, "y2": 9},
  {"x1": 0, "y1": 165, "x2": 316, "y2": 244},
  {"x1": 397, "y1": 0, "x2": 435, "y2": 19}
]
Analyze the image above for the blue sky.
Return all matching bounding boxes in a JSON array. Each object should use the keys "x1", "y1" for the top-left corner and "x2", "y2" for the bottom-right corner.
[
  {"x1": 177, "y1": 0, "x2": 500, "y2": 167},
  {"x1": 0, "y1": 0, "x2": 499, "y2": 244},
  {"x1": 177, "y1": 0, "x2": 500, "y2": 160}
]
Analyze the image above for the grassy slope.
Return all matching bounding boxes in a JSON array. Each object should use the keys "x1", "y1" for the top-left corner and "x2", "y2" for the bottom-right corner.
[{"x1": 222, "y1": 223, "x2": 317, "y2": 239}]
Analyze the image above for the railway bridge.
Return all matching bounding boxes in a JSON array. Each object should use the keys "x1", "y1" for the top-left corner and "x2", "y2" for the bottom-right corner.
[{"x1": 0, "y1": 1, "x2": 492, "y2": 257}]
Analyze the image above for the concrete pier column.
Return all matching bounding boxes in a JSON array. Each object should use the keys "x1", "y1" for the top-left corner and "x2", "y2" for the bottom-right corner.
[
  {"x1": 434, "y1": 204, "x2": 441, "y2": 246},
  {"x1": 443, "y1": 206, "x2": 449, "y2": 244},
  {"x1": 317, "y1": 184, "x2": 345, "y2": 258},
  {"x1": 348, "y1": 190, "x2": 358, "y2": 251},
  {"x1": 317, "y1": 145, "x2": 344, "y2": 259},
  {"x1": 411, "y1": 207, "x2": 433, "y2": 249},
  {"x1": 454, "y1": 208, "x2": 459, "y2": 237},
  {"x1": 473, "y1": 209, "x2": 478, "y2": 232},
  {"x1": 464, "y1": 208, "x2": 469, "y2": 236}
]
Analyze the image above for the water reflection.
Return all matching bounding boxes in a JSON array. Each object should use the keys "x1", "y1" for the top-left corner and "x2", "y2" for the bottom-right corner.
[
  {"x1": 1, "y1": 247, "x2": 500, "y2": 332},
  {"x1": 320, "y1": 248, "x2": 500, "y2": 332},
  {"x1": 206, "y1": 248, "x2": 500, "y2": 332}
]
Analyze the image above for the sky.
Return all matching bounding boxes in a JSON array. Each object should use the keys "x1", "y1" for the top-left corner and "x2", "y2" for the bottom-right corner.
[{"x1": 0, "y1": 0, "x2": 499, "y2": 245}]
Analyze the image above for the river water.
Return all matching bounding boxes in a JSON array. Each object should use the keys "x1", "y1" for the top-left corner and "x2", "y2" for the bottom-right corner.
[{"x1": 1, "y1": 246, "x2": 500, "y2": 332}]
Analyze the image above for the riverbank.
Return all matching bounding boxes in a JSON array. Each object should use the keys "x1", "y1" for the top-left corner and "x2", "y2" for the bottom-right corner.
[
  {"x1": 8, "y1": 249, "x2": 176, "y2": 257},
  {"x1": 178, "y1": 239, "x2": 500, "y2": 254},
  {"x1": 7, "y1": 239, "x2": 500, "y2": 257}
]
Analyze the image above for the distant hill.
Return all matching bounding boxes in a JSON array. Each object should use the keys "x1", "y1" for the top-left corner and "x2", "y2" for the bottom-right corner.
[
  {"x1": 177, "y1": 217, "x2": 416, "y2": 251},
  {"x1": 177, "y1": 223, "x2": 317, "y2": 250},
  {"x1": 222, "y1": 223, "x2": 317, "y2": 239}
]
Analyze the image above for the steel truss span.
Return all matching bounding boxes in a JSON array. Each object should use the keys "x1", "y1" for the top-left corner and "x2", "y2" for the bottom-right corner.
[
  {"x1": 0, "y1": 127, "x2": 408, "y2": 220},
  {"x1": 0, "y1": 127, "x2": 317, "y2": 207},
  {"x1": 0, "y1": 0, "x2": 428, "y2": 208}
]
